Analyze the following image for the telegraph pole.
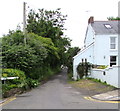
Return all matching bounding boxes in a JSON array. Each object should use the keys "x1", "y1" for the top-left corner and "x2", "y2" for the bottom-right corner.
[{"x1": 23, "y1": 2, "x2": 27, "y2": 45}]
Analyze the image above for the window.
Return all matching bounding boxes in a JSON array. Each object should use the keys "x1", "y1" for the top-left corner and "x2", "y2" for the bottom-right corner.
[
  {"x1": 104, "y1": 24, "x2": 112, "y2": 29},
  {"x1": 110, "y1": 56, "x2": 116, "y2": 67},
  {"x1": 110, "y1": 37, "x2": 116, "y2": 49}
]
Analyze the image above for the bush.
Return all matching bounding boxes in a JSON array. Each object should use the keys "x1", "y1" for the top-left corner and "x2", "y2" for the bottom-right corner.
[
  {"x1": 97, "y1": 65, "x2": 108, "y2": 69},
  {"x1": 2, "y1": 84, "x2": 18, "y2": 95},
  {"x1": 2, "y1": 68, "x2": 26, "y2": 85},
  {"x1": 2, "y1": 68, "x2": 26, "y2": 79},
  {"x1": 2, "y1": 68, "x2": 27, "y2": 96},
  {"x1": 77, "y1": 62, "x2": 92, "y2": 79},
  {"x1": 29, "y1": 66, "x2": 61, "y2": 81},
  {"x1": 25, "y1": 78, "x2": 40, "y2": 88}
]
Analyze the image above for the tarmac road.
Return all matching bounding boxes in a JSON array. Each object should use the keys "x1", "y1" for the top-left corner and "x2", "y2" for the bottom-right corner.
[{"x1": 2, "y1": 69, "x2": 119, "y2": 109}]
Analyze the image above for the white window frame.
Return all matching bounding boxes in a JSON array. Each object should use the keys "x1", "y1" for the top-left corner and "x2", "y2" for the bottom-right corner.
[{"x1": 110, "y1": 37, "x2": 117, "y2": 50}]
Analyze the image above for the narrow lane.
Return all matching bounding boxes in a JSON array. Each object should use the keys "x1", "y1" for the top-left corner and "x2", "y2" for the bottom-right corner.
[{"x1": 2, "y1": 69, "x2": 118, "y2": 109}]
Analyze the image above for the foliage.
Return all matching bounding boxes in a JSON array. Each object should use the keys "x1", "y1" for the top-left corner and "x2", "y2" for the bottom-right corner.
[
  {"x1": 65, "y1": 47, "x2": 80, "y2": 72},
  {"x1": 97, "y1": 65, "x2": 108, "y2": 69},
  {"x1": 2, "y1": 68, "x2": 26, "y2": 81},
  {"x1": 107, "y1": 16, "x2": 120, "y2": 20},
  {"x1": 1, "y1": 8, "x2": 73, "y2": 97},
  {"x1": 2, "y1": 31, "x2": 59, "y2": 79},
  {"x1": 77, "y1": 62, "x2": 93, "y2": 79},
  {"x1": 2, "y1": 84, "x2": 18, "y2": 94},
  {"x1": 86, "y1": 77, "x2": 116, "y2": 88},
  {"x1": 25, "y1": 78, "x2": 40, "y2": 88},
  {"x1": 67, "y1": 72, "x2": 73, "y2": 81},
  {"x1": 2, "y1": 44, "x2": 39, "y2": 72},
  {"x1": 26, "y1": 8, "x2": 71, "y2": 66},
  {"x1": 27, "y1": 8, "x2": 67, "y2": 38},
  {"x1": 2, "y1": 68, "x2": 27, "y2": 96}
]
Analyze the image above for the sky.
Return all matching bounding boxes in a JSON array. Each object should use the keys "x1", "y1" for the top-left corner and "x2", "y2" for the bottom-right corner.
[{"x1": 0, "y1": 0, "x2": 119, "y2": 47}]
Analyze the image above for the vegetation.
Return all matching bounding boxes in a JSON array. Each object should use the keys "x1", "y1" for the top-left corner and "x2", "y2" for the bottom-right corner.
[
  {"x1": 97, "y1": 65, "x2": 108, "y2": 69},
  {"x1": 65, "y1": 47, "x2": 80, "y2": 72},
  {"x1": 64, "y1": 47, "x2": 80, "y2": 80},
  {"x1": 1, "y1": 8, "x2": 79, "y2": 97},
  {"x1": 77, "y1": 62, "x2": 93, "y2": 79},
  {"x1": 86, "y1": 77, "x2": 116, "y2": 88},
  {"x1": 2, "y1": 68, "x2": 27, "y2": 97},
  {"x1": 107, "y1": 16, "x2": 120, "y2": 20},
  {"x1": 26, "y1": 8, "x2": 71, "y2": 67}
]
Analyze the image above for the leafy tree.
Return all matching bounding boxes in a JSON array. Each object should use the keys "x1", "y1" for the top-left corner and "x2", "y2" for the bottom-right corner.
[
  {"x1": 2, "y1": 30, "x2": 59, "y2": 79},
  {"x1": 65, "y1": 47, "x2": 80, "y2": 72},
  {"x1": 27, "y1": 8, "x2": 67, "y2": 40},
  {"x1": 26, "y1": 8, "x2": 71, "y2": 67},
  {"x1": 107, "y1": 16, "x2": 120, "y2": 20}
]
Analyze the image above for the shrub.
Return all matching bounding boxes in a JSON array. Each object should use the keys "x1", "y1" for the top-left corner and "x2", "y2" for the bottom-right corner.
[
  {"x1": 2, "y1": 68, "x2": 26, "y2": 95},
  {"x1": 97, "y1": 65, "x2": 108, "y2": 69},
  {"x1": 2, "y1": 84, "x2": 18, "y2": 95},
  {"x1": 77, "y1": 62, "x2": 93, "y2": 79},
  {"x1": 25, "y1": 78, "x2": 40, "y2": 88},
  {"x1": 2, "y1": 69, "x2": 26, "y2": 85}
]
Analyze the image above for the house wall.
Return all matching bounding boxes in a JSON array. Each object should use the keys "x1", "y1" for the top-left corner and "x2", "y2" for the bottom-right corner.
[
  {"x1": 84, "y1": 24, "x2": 95, "y2": 47},
  {"x1": 73, "y1": 23, "x2": 118, "y2": 80},
  {"x1": 73, "y1": 44, "x2": 94, "y2": 80},
  {"x1": 90, "y1": 66, "x2": 120, "y2": 88},
  {"x1": 94, "y1": 34, "x2": 118, "y2": 66}
]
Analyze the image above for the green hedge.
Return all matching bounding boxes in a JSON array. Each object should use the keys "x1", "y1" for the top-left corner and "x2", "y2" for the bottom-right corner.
[
  {"x1": 2, "y1": 68, "x2": 27, "y2": 96},
  {"x1": 2, "y1": 68, "x2": 26, "y2": 79}
]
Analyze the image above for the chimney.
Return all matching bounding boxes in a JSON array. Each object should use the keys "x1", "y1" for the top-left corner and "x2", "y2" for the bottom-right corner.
[{"x1": 88, "y1": 16, "x2": 94, "y2": 24}]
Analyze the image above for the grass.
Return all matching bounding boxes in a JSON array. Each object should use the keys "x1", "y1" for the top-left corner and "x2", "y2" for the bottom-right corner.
[
  {"x1": 68, "y1": 78, "x2": 116, "y2": 95},
  {"x1": 86, "y1": 77, "x2": 116, "y2": 88}
]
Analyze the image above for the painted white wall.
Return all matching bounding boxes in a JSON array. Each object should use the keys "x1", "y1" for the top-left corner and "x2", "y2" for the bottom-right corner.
[
  {"x1": 73, "y1": 44, "x2": 94, "y2": 80},
  {"x1": 94, "y1": 34, "x2": 118, "y2": 66},
  {"x1": 84, "y1": 24, "x2": 95, "y2": 47},
  {"x1": 90, "y1": 66, "x2": 120, "y2": 88}
]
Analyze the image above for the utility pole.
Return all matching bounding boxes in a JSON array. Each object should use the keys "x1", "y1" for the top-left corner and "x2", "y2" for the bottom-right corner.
[{"x1": 23, "y1": 2, "x2": 27, "y2": 45}]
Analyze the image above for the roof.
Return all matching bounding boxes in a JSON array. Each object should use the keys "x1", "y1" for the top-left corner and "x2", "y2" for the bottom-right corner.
[{"x1": 91, "y1": 21, "x2": 120, "y2": 34}]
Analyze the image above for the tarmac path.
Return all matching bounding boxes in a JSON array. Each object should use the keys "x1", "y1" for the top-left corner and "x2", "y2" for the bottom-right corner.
[{"x1": 2, "y1": 69, "x2": 119, "y2": 109}]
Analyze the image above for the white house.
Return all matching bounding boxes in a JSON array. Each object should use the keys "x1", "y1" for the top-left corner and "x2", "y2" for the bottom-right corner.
[{"x1": 73, "y1": 17, "x2": 120, "y2": 88}]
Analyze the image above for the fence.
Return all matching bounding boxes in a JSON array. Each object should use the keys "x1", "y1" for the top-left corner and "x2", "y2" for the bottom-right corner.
[{"x1": 89, "y1": 66, "x2": 120, "y2": 88}]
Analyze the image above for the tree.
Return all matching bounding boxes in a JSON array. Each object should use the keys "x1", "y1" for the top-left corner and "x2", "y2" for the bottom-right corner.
[
  {"x1": 107, "y1": 16, "x2": 120, "y2": 20},
  {"x1": 65, "y1": 47, "x2": 80, "y2": 72},
  {"x1": 2, "y1": 30, "x2": 59, "y2": 79},
  {"x1": 27, "y1": 8, "x2": 67, "y2": 41},
  {"x1": 26, "y1": 8, "x2": 71, "y2": 66}
]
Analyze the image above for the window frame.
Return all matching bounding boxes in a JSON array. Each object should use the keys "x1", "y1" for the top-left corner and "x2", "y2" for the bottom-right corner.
[{"x1": 110, "y1": 37, "x2": 117, "y2": 50}]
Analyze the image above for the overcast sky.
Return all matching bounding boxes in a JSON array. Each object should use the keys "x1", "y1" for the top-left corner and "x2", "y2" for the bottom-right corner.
[{"x1": 0, "y1": 0, "x2": 119, "y2": 47}]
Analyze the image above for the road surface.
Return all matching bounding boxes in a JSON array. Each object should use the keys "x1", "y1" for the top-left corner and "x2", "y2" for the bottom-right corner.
[{"x1": 2, "y1": 69, "x2": 118, "y2": 109}]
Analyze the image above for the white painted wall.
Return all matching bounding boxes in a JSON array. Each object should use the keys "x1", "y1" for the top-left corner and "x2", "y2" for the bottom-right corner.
[
  {"x1": 73, "y1": 44, "x2": 94, "y2": 80},
  {"x1": 90, "y1": 66, "x2": 120, "y2": 88},
  {"x1": 84, "y1": 24, "x2": 95, "y2": 47},
  {"x1": 94, "y1": 34, "x2": 118, "y2": 65}
]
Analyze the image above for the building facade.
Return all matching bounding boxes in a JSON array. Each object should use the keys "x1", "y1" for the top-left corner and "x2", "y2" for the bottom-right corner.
[{"x1": 73, "y1": 17, "x2": 119, "y2": 80}]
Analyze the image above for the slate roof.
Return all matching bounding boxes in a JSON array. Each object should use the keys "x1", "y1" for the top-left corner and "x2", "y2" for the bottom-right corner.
[{"x1": 91, "y1": 21, "x2": 120, "y2": 34}]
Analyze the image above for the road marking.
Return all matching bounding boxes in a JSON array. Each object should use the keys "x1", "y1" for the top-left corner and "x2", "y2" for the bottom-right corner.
[
  {"x1": 0, "y1": 97, "x2": 16, "y2": 106},
  {"x1": 84, "y1": 96, "x2": 120, "y2": 103}
]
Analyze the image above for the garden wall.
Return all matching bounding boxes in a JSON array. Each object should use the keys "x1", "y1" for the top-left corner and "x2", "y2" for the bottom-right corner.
[{"x1": 89, "y1": 66, "x2": 120, "y2": 88}]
